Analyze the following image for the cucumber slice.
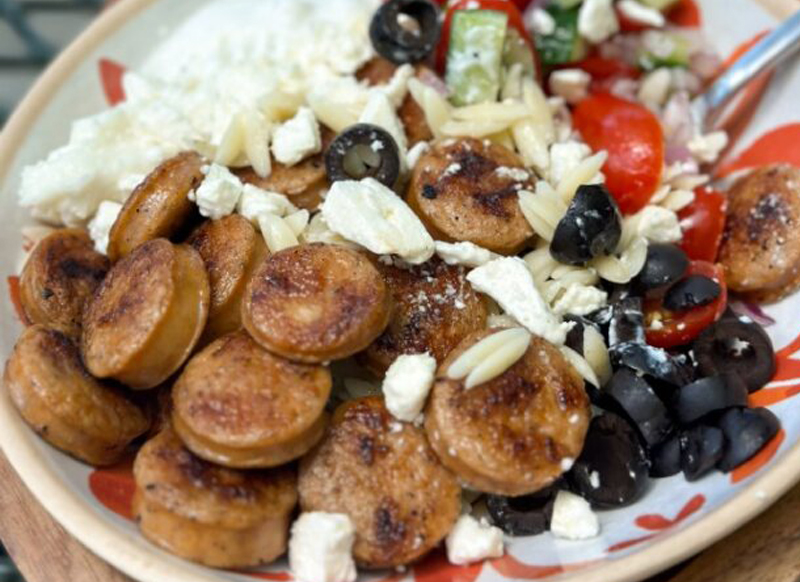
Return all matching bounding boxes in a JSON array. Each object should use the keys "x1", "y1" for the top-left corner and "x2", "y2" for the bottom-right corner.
[
  {"x1": 445, "y1": 9, "x2": 509, "y2": 106},
  {"x1": 535, "y1": 5, "x2": 588, "y2": 69},
  {"x1": 638, "y1": 31, "x2": 691, "y2": 70},
  {"x1": 637, "y1": 0, "x2": 680, "y2": 11}
]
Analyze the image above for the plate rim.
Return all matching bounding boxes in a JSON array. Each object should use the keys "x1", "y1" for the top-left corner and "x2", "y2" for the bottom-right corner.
[{"x1": 1, "y1": 1, "x2": 799, "y2": 581}]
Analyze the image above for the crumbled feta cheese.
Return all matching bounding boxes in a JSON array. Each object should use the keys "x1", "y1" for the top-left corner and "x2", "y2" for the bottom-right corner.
[
  {"x1": 550, "y1": 490, "x2": 600, "y2": 540},
  {"x1": 578, "y1": 0, "x2": 620, "y2": 44},
  {"x1": 443, "y1": 163, "x2": 462, "y2": 177},
  {"x1": 236, "y1": 184, "x2": 298, "y2": 225},
  {"x1": 637, "y1": 68, "x2": 672, "y2": 108},
  {"x1": 589, "y1": 471, "x2": 601, "y2": 489},
  {"x1": 407, "y1": 141, "x2": 430, "y2": 170},
  {"x1": 383, "y1": 353, "x2": 437, "y2": 422},
  {"x1": 617, "y1": 0, "x2": 666, "y2": 28},
  {"x1": 189, "y1": 163, "x2": 243, "y2": 220},
  {"x1": 435, "y1": 241, "x2": 499, "y2": 268},
  {"x1": 552, "y1": 284, "x2": 608, "y2": 317},
  {"x1": 88, "y1": 201, "x2": 123, "y2": 255},
  {"x1": 272, "y1": 107, "x2": 322, "y2": 166},
  {"x1": 321, "y1": 178, "x2": 434, "y2": 264},
  {"x1": 628, "y1": 205, "x2": 682, "y2": 243},
  {"x1": 495, "y1": 166, "x2": 530, "y2": 182},
  {"x1": 445, "y1": 515, "x2": 505, "y2": 565},
  {"x1": 289, "y1": 512, "x2": 357, "y2": 582},
  {"x1": 359, "y1": 90, "x2": 408, "y2": 156},
  {"x1": 549, "y1": 141, "x2": 592, "y2": 186},
  {"x1": 549, "y1": 69, "x2": 591, "y2": 105},
  {"x1": 688, "y1": 131, "x2": 729, "y2": 164},
  {"x1": 731, "y1": 338, "x2": 751, "y2": 356},
  {"x1": 528, "y1": 7, "x2": 556, "y2": 35},
  {"x1": 467, "y1": 257, "x2": 571, "y2": 345}
]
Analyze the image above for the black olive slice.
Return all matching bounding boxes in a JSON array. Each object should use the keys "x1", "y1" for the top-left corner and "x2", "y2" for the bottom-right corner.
[
  {"x1": 673, "y1": 375, "x2": 748, "y2": 424},
  {"x1": 663, "y1": 275, "x2": 721, "y2": 312},
  {"x1": 485, "y1": 484, "x2": 558, "y2": 536},
  {"x1": 715, "y1": 407, "x2": 780, "y2": 472},
  {"x1": 650, "y1": 434, "x2": 681, "y2": 478},
  {"x1": 567, "y1": 413, "x2": 649, "y2": 508},
  {"x1": 608, "y1": 297, "x2": 645, "y2": 346},
  {"x1": 610, "y1": 342, "x2": 693, "y2": 387},
  {"x1": 369, "y1": 0, "x2": 441, "y2": 65},
  {"x1": 693, "y1": 317, "x2": 776, "y2": 393},
  {"x1": 680, "y1": 424, "x2": 725, "y2": 481},
  {"x1": 604, "y1": 368, "x2": 674, "y2": 446},
  {"x1": 325, "y1": 124, "x2": 401, "y2": 188},
  {"x1": 550, "y1": 184, "x2": 622, "y2": 266},
  {"x1": 632, "y1": 244, "x2": 689, "y2": 295}
]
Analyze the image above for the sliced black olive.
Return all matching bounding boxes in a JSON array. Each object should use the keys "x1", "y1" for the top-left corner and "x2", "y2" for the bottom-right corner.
[
  {"x1": 693, "y1": 317, "x2": 776, "y2": 393},
  {"x1": 663, "y1": 275, "x2": 721, "y2": 312},
  {"x1": 369, "y1": 0, "x2": 441, "y2": 65},
  {"x1": 325, "y1": 124, "x2": 401, "y2": 188},
  {"x1": 680, "y1": 425, "x2": 725, "y2": 481},
  {"x1": 610, "y1": 342, "x2": 693, "y2": 387},
  {"x1": 672, "y1": 375, "x2": 748, "y2": 424},
  {"x1": 650, "y1": 434, "x2": 682, "y2": 478},
  {"x1": 567, "y1": 413, "x2": 649, "y2": 508},
  {"x1": 604, "y1": 368, "x2": 674, "y2": 446},
  {"x1": 715, "y1": 407, "x2": 780, "y2": 472},
  {"x1": 486, "y1": 484, "x2": 558, "y2": 536},
  {"x1": 632, "y1": 244, "x2": 689, "y2": 295},
  {"x1": 608, "y1": 297, "x2": 645, "y2": 346},
  {"x1": 550, "y1": 184, "x2": 622, "y2": 266}
]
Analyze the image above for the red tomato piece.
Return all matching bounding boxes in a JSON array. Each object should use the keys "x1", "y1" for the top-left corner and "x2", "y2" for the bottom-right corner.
[
  {"x1": 573, "y1": 93, "x2": 665, "y2": 215},
  {"x1": 645, "y1": 261, "x2": 727, "y2": 348},
  {"x1": 678, "y1": 186, "x2": 727, "y2": 262}
]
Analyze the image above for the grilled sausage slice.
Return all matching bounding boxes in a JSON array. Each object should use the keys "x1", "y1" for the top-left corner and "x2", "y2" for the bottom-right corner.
[
  {"x1": 719, "y1": 165, "x2": 800, "y2": 303},
  {"x1": 426, "y1": 329, "x2": 591, "y2": 496},
  {"x1": 242, "y1": 243, "x2": 392, "y2": 363},
  {"x1": 81, "y1": 239, "x2": 210, "y2": 390},
  {"x1": 4, "y1": 325, "x2": 148, "y2": 466},
  {"x1": 406, "y1": 138, "x2": 535, "y2": 255},
  {"x1": 133, "y1": 427, "x2": 297, "y2": 568},
  {"x1": 299, "y1": 397, "x2": 461, "y2": 569},
  {"x1": 172, "y1": 331, "x2": 331, "y2": 468},
  {"x1": 107, "y1": 151, "x2": 204, "y2": 261},
  {"x1": 19, "y1": 228, "x2": 109, "y2": 338},
  {"x1": 187, "y1": 215, "x2": 268, "y2": 344},
  {"x1": 359, "y1": 257, "x2": 488, "y2": 375}
]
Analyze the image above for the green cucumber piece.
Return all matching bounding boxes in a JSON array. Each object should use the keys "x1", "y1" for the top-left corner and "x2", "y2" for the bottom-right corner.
[
  {"x1": 636, "y1": 0, "x2": 681, "y2": 11},
  {"x1": 535, "y1": 5, "x2": 587, "y2": 68},
  {"x1": 503, "y1": 27, "x2": 537, "y2": 80},
  {"x1": 638, "y1": 31, "x2": 691, "y2": 70},
  {"x1": 445, "y1": 9, "x2": 509, "y2": 106}
]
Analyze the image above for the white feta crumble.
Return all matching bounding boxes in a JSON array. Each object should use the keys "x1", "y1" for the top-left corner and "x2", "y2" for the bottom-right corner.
[
  {"x1": 589, "y1": 471, "x2": 601, "y2": 489},
  {"x1": 637, "y1": 68, "x2": 672, "y2": 108},
  {"x1": 435, "y1": 241, "x2": 499, "y2": 268},
  {"x1": 688, "y1": 131, "x2": 729, "y2": 164},
  {"x1": 528, "y1": 7, "x2": 556, "y2": 35},
  {"x1": 495, "y1": 166, "x2": 530, "y2": 182},
  {"x1": 321, "y1": 178, "x2": 434, "y2": 264},
  {"x1": 549, "y1": 69, "x2": 591, "y2": 105},
  {"x1": 617, "y1": 0, "x2": 666, "y2": 28},
  {"x1": 731, "y1": 338, "x2": 751, "y2": 356},
  {"x1": 272, "y1": 107, "x2": 322, "y2": 166},
  {"x1": 289, "y1": 512, "x2": 357, "y2": 582},
  {"x1": 445, "y1": 515, "x2": 505, "y2": 565},
  {"x1": 552, "y1": 284, "x2": 608, "y2": 317},
  {"x1": 561, "y1": 457, "x2": 575, "y2": 471},
  {"x1": 236, "y1": 184, "x2": 298, "y2": 225},
  {"x1": 443, "y1": 163, "x2": 462, "y2": 177},
  {"x1": 578, "y1": 0, "x2": 620, "y2": 44},
  {"x1": 467, "y1": 257, "x2": 571, "y2": 345},
  {"x1": 549, "y1": 141, "x2": 592, "y2": 186},
  {"x1": 189, "y1": 163, "x2": 243, "y2": 220},
  {"x1": 628, "y1": 205, "x2": 682, "y2": 243},
  {"x1": 87, "y1": 201, "x2": 123, "y2": 255},
  {"x1": 407, "y1": 141, "x2": 430, "y2": 170},
  {"x1": 550, "y1": 490, "x2": 600, "y2": 540},
  {"x1": 382, "y1": 353, "x2": 437, "y2": 423}
]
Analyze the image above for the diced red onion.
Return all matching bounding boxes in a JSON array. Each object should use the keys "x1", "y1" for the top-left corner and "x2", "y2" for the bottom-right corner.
[
  {"x1": 665, "y1": 144, "x2": 694, "y2": 165},
  {"x1": 730, "y1": 300, "x2": 776, "y2": 327},
  {"x1": 691, "y1": 50, "x2": 723, "y2": 80},
  {"x1": 418, "y1": 68, "x2": 449, "y2": 97}
]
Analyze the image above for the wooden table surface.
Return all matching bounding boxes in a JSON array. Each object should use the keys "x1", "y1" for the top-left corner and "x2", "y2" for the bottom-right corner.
[{"x1": 2, "y1": 0, "x2": 800, "y2": 581}]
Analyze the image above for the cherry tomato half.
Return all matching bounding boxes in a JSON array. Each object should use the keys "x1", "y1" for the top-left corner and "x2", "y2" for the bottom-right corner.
[
  {"x1": 573, "y1": 93, "x2": 665, "y2": 215},
  {"x1": 645, "y1": 261, "x2": 727, "y2": 348},
  {"x1": 678, "y1": 186, "x2": 728, "y2": 262},
  {"x1": 435, "y1": 0, "x2": 535, "y2": 74},
  {"x1": 571, "y1": 53, "x2": 641, "y2": 93}
]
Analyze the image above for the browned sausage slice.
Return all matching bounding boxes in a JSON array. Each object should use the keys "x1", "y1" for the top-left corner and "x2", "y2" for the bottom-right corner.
[
  {"x1": 19, "y1": 228, "x2": 109, "y2": 338},
  {"x1": 107, "y1": 151, "x2": 204, "y2": 261},
  {"x1": 187, "y1": 215, "x2": 268, "y2": 344},
  {"x1": 172, "y1": 331, "x2": 331, "y2": 468},
  {"x1": 719, "y1": 164, "x2": 800, "y2": 303},
  {"x1": 298, "y1": 397, "x2": 461, "y2": 569},
  {"x1": 359, "y1": 257, "x2": 488, "y2": 375},
  {"x1": 81, "y1": 239, "x2": 210, "y2": 390},
  {"x1": 406, "y1": 138, "x2": 534, "y2": 254},
  {"x1": 133, "y1": 427, "x2": 297, "y2": 568},
  {"x1": 425, "y1": 329, "x2": 590, "y2": 496},
  {"x1": 242, "y1": 243, "x2": 392, "y2": 363},
  {"x1": 4, "y1": 325, "x2": 148, "y2": 466}
]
